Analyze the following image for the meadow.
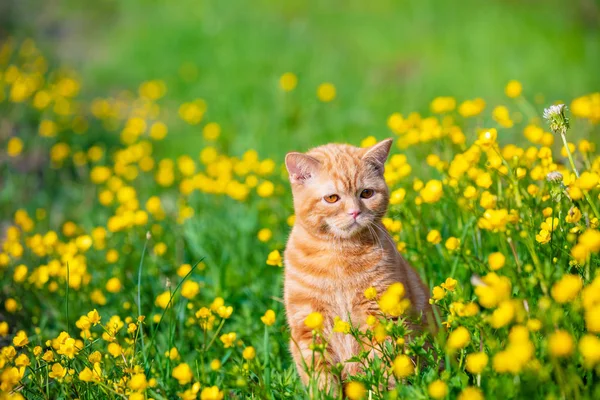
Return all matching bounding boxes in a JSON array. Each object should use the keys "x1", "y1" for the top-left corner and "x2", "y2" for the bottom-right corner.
[{"x1": 2, "y1": 1, "x2": 600, "y2": 399}]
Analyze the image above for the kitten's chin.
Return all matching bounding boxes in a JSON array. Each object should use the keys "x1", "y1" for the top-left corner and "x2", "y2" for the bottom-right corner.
[{"x1": 329, "y1": 221, "x2": 367, "y2": 239}]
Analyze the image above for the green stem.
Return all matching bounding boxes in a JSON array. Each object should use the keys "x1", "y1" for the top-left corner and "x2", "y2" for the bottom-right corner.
[
  {"x1": 263, "y1": 325, "x2": 271, "y2": 398},
  {"x1": 560, "y1": 131, "x2": 600, "y2": 220},
  {"x1": 137, "y1": 233, "x2": 150, "y2": 364}
]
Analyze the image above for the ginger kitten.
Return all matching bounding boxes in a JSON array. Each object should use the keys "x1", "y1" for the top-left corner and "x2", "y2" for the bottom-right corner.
[{"x1": 283, "y1": 138, "x2": 432, "y2": 388}]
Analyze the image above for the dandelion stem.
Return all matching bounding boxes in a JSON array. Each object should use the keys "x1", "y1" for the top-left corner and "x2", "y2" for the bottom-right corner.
[
  {"x1": 263, "y1": 325, "x2": 271, "y2": 398},
  {"x1": 66, "y1": 262, "x2": 70, "y2": 336},
  {"x1": 560, "y1": 131, "x2": 600, "y2": 220},
  {"x1": 137, "y1": 232, "x2": 150, "y2": 364}
]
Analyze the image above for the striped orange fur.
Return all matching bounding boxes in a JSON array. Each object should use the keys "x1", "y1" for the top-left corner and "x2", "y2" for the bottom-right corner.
[{"x1": 283, "y1": 139, "x2": 432, "y2": 388}]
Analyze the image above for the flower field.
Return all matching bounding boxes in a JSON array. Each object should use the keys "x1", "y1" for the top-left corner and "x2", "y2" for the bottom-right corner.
[{"x1": 1, "y1": 31, "x2": 600, "y2": 400}]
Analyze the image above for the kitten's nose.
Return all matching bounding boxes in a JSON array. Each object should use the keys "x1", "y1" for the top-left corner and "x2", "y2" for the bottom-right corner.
[{"x1": 348, "y1": 210, "x2": 361, "y2": 219}]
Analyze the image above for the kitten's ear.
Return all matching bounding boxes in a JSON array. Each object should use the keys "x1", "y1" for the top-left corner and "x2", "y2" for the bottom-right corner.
[
  {"x1": 285, "y1": 152, "x2": 321, "y2": 184},
  {"x1": 362, "y1": 138, "x2": 393, "y2": 173}
]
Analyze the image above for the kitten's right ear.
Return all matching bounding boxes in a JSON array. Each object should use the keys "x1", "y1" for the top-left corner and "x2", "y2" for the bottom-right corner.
[{"x1": 285, "y1": 152, "x2": 320, "y2": 184}]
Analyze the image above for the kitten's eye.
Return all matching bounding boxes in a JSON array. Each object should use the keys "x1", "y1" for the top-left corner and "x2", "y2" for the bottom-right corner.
[
  {"x1": 324, "y1": 194, "x2": 340, "y2": 203},
  {"x1": 360, "y1": 189, "x2": 374, "y2": 199}
]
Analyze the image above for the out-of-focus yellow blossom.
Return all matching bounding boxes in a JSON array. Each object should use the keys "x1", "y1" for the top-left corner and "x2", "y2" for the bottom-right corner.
[
  {"x1": 242, "y1": 346, "x2": 256, "y2": 360},
  {"x1": 364, "y1": 286, "x2": 377, "y2": 300},
  {"x1": 220, "y1": 332, "x2": 237, "y2": 348},
  {"x1": 345, "y1": 381, "x2": 366, "y2": 400},
  {"x1": 458, "y1": 387, "x2": 484, "y2": 400},
  {"x1": 279, "y1": 72, "x2": 298, "y2": 92},
  {"x1": 465, "y1": 352, "x2": 488, "y2": 374},
  {"x1": 427, "y1": 229, "x2": 442, "y2": 245},
  {"x1": 551, "y1": 274, "x2": 582, "y2": 303},
  {"x1": 428, "y1": 380, "x2": 448, "y2": 399},
  {"x1": 505, "y1": 80, "x2": 522, "y2": 98},
  {"x1": 200, "y1": 386, "x2": 224, "y2": 400},
  {"x1": 7, "y1": 137, "x2": 24, "y2": 157},
  {"x1": 172, "y1": 362, "x2": 193, "y2": 385},
  {"x1": 549, "y1": 330, "x2": 574, "y2": 357},
  {"x1": 392, "y1": 354, "x2": 414, "y2": 378},
  {"x1": 447, "y1": 326, "x2": 470, "y2": 351},
  {"x1": 317, "y1": 82, "x2": 336, "y2": 102},
  {"x1": 430, "y1": 96, "x2": 456, "y2": 114},
  {"x1": 488, "y1": 252, "x2": 505, "y2": 271},
  {"x1": 445, "y1": 237, "x2": 460, "y2": 251}
]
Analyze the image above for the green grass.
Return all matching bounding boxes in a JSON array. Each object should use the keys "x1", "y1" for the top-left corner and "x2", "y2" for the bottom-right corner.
[
  {"x1": 18, "y1": 0, "x2": 600, "y2": 158},
  {"x1": 2, "y1": 2, "x2": 600, "y2": 398}
]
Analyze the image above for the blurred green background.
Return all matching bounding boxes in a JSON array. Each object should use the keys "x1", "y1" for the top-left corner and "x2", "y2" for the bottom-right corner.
[{"x1": 3, "y1": 0, "x2": 600, "y2": 158}]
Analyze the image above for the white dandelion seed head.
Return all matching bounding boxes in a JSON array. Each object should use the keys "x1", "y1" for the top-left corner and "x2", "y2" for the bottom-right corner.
[
  {"x1": 543, "y1": 104, "x2": 567, "y2": 121},
  {"x1": 546, "y1": 171, "x2": 563, "y2": 182}
]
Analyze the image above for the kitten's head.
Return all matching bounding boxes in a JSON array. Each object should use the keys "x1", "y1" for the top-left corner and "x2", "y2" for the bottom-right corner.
[{"x1": 285, "y1": 139, "x2": 392, "y2": 239}]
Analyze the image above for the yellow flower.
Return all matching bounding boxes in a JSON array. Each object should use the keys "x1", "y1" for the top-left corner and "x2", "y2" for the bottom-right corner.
[
  {"x1": 447, "y1": 326, "x2": 470, "y2": 351},
  {"x1": 256, "y1": 181, "x2": 274, "y2": 197},
  {"x1": 565, "y1": 207, "x2": 582, "y2": 223},
  {"x1": 49, "y1": 363, "x2": 67, "y2": 380},
  {"x1": 172, "y1": 362, "x2": 193, "y2": 385},
  {"x1": 490, "y1": 300, "x2": 515, "y2": 329},
  {"x1": 210, "y1": 359, "x2": 221, "y2": 371},
  {"x1": 551, "y1": 274, "x2": 583, "y2": 304},
  {"x1": 257, "y1": 228, "x2": 272, "y2": 242},
  {"x1": 155, "y1": 291, "x2": 171, "y2": 309},
  {"x1": 427, "y1": 229, "x2": 442, "y2": 245},
  {"x1": 345, "y1": 381, "x2": 366, "y2": 400},
  {"x1": 242, "y1": 346, "x2": 256, "y2": 360},
  {"x1": 128, "y1": 373, "x2": 148, "y2": 391},
  {"x1": 78, "y1": 367, "x2": 95, "y2": 382},
  {"x1": 432, "y1": 286, "x2": 445, "y2": 301},
  {"x1": 392, "y1": 354, "x2": 414, "y2": 378},
  {"x1": 279, "y1": 73, "x2": 298, "y2": 92},
  {"x1": 304, "y1": 312, "x2": 324, "y2": 331},
  {"x1": 13, "y1": 330, "x2": 29, "y2": 347},
  {"x1": 505, "y1": 80, "x2": 522, "y2": 98},
  {"x1": 549, "y1": 330, "x2": 574, "y2": 357},
  {"x1": 428, "y1": 380, "x2": 448, "y2": 399},
  {"x1": 106, "y1": 277, "x2": 122, "y2": 293},
  {"x1": 441, "y1": 277, "x2": 458, "y2": 291},
  {"x1": 535, "y1": 229, "x2": 551, "y2": 244},
  {"x1": 150, "y1": 121, "x2": 168, "y2": 140},
  {"x1": 420, "y1": 180, "x2": 443, "y2": 203},
  {"x1": 0, "y1": 321, "x2": 9, "y2": 336},
  {"x1": 458, "y1": 387, "x2": 484, "y2": 400},
  {"x1": 364, "y1": 286, "x2": 377, "y2": 300},
  {"x1": 7, "y1": 137, "x2": 24, "y2": 157},
  {"x1": 13, "y1": 264, "x2": 27, "y2": 283},
  {"x1": 488, "y1": 252, "x2": 506, "y2": 271},
  {"x1": 333, "y1": 317, "x2": 351, "y2": 334},
  {"x1": 465, "y1": 352, "x2": 489, "y2": 374},
  {"x1": 181, "y1": 281, "x2": 201, "y2": 299},
  {"x1": 578, "y1": 171, "x2": 599, "y2": 190},
  {"x1": 266, "y1": 250, "x2": 283, "y2": 267},
  {"x1": 445, "y1": 237, "x2": 460, "y2": 251},
  {"x1": 579, "y1": 334, "x2": 600, "y2": 367},
  {"x1": 168, "y1": 347, "x2": 179, "y2": 360},
  {"x1": 261, "y1": 309, "x2": 276, "y2": 326},
  {"x1": 579, "y1": 229, "x2": 600, "y2": 252},
  {"x1": 430, "y1": 96, "x2": 456, "y2": 113},
  {"x1": 107, "y1": 342, "x2": 122, "y2": 357},
  {"x1": 317, "y1": 82, "x2": 336, "y2": 102},
  {"x1": 203, "y1": 122, "x2": 221, "y2": 141},
  {"x1": 88, "y1": 351, "x2": 102, "y2": 363},
  {"x1": 220, "y1": 332, "x2": 237, "y2": 348},
  {"x1": 200, "y1": 386, "x2": 224, "y2": 400}
]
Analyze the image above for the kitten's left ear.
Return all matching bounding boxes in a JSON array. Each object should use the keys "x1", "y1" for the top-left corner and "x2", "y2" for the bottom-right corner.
[{"x1": 362, "y1": 138, "x2": 393, "y2": 173}]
